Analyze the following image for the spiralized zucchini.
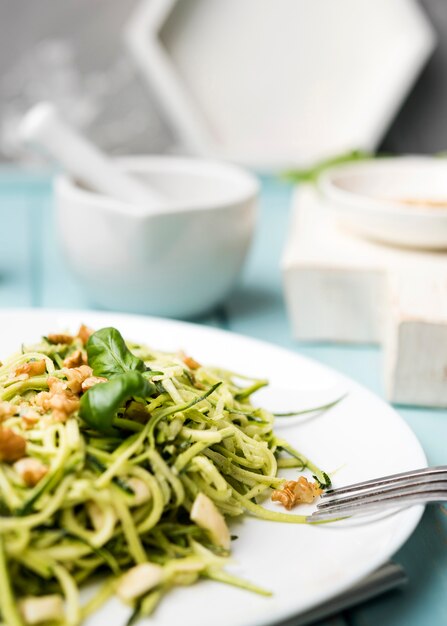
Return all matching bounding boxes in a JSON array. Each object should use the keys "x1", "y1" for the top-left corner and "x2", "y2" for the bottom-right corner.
[{"x1": 0, "y1": 327, "x2": 327, "y2": 626}]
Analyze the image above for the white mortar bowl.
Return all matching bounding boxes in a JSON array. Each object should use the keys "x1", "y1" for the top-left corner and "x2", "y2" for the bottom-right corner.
[{"x1": 55, "y1": 156, "x2": 258, "y2": 317}]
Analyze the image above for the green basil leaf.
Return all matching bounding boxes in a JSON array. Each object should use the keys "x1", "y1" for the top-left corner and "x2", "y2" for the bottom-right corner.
[
  {"x1": 80, "y1": 371, "x2": 155, "y2": 432},
  {"x1": 86, "y1": 327, "x2": 146, "y2": 378}
]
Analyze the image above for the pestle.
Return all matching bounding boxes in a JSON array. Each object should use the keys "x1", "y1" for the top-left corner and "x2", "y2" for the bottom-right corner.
[{"x1": 19, "y1": 102, "x2": 167, "y2": 211}]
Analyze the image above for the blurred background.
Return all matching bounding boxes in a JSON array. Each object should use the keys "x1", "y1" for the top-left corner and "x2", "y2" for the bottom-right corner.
[
  {"x1": 1, "y1": 5, "x2": 447, "y2": 625},
  {"x1": 0, "y1": 0, "x2": 446, "y2": 165},
  {"x1": 0, "y1": 0, "x2": 173, "y2": 163}
]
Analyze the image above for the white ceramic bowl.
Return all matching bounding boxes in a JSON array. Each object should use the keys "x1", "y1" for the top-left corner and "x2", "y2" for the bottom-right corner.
[
  {"x1": 55, "y1": 156, "x2": 258, "y2": 317},
  {"x1": 319, "y1": 156, "x2": 447, "y2": 249}
]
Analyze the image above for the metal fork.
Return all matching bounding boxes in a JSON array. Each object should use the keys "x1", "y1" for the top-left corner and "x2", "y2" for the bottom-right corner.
[{"x1": 306, "y1": 466, "x2": 447, "y2": 522}]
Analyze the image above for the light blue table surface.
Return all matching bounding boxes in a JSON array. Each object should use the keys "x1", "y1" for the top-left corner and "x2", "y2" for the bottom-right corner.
[{"x1": 0, "y1": 168, "x2": 446, "y2": 626}]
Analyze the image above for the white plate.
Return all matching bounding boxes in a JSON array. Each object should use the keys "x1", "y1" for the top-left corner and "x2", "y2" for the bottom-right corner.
[
  {"x1": 1, "y1": 309, "x2": 426, "y2": 626},
  {"x1": 125, "y1": 0, "x2": 435, "y2": 170},
  {"x1": 319, "y1": 156, "x2": 447, "y2": 250}
]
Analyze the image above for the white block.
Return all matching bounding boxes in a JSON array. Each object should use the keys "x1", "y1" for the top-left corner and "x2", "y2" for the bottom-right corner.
[
  {"x1": 385, "y1": 273, "x2": 447, "y2": 408},
  {"x1": 282, "y1": 186, "x2": 447, "y2": 344}
]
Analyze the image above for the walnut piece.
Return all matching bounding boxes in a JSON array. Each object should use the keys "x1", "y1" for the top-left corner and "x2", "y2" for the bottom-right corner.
[
  {"x1": 47, "y1": 333, "x2": 73, "y2": 345},
  {"x1": 21, "y1": 409, "x2": 41, "y2": 429},
  {"x1": 182, "y1": 354, "x2": 201, "y2": 370},
  {"x1": 47, "y1": 377, "x2": 68, "y2": 394},
  {"x1": 78, "y1": 324, "x2": 94, "y2": 345},
  {"x1": 14, "y1": 360, "x2": 46, "y2": 379},
  {"x1": 271, "y1": 476, "x2": 322, "y2": 510},
  {"x1": 35, "y1": 374, "x2": 81, "y2": 423},
  {"x1": 36, "y1": 391, "x2": 80, "y2": 423},
  {"x1": 81, "y1": 376, "x2": 107, "y2": 392},
  {"x1": 63, "y1": 349, "x2": 86, "y2": 369},
  {"x1": 0, "y1": 427, "x2": 26, "y2": 462},
  {"x1": 0, "y1": 402, "x2": 17, "y2": 422},
  {"x1": 62, "y1": 365, "x2": 93, "y2": 394},
  {"x1": 50, "y1": 394, "x2": 80, "y2": 423},
  {"x1": 14, "y1": 457, "x2": 48, "y2": 486}
]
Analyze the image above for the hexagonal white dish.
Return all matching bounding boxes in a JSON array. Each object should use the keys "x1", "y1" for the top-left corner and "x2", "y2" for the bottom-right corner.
[{"x1": 125, "y1": 0, "x2": 435, "y2": 170}]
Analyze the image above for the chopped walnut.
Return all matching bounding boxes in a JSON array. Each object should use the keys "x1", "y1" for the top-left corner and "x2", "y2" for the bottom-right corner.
[
  {"x1": 182, "y1": 354, "x2": 201, "y2": 370},
  {"x1": 21, "y1": 409, "x2": 41, "y2": 429},
  {"x1": 47, "y1": 377, "x2": 68, "y2": 394},
  {"x1": 47, "y1": 393, "x2": 80, "y2": 423},
  {"x1": 36, "y1": 391, "x2": 79, "y2": 422},
  {"x1": 13, "y1": 373, "x2": 29, "y2": 381},
  {"x1": 81, "y1": 376, "x2": 107, "y2": 392},
  {"x1": 35, "y1": 375, "x2": 81, "y2": 423},
  {"x1": 78, "y1": 324, "x2": 94, "y2": 345},
  {"x1": 271, "y1": 476, "x2": 322, "y2": 510},
  {"x1": 34, "y1": 391, "x2": 51, "y2": 412},
  {"x1": 14, "y1": 457, "x2": 48, "y2": 486},
  {"x1": 14, "y1": 359, "x2": 46, "y2": 379},
  {"x1": 62, "y1": 365, "x2": 93, "y2": 394},
  {"x1": 0, "y1": 427, "x2": 26, "y2": 462},
  {"x1": 0, "y1": 401, "x2": 17, "y2": 422},
  {"x1": 63, "y1": 349, "x2": 87, "y2": 369},
  {"x1": 47, "y1": 333, "x2": 73, "y2": 345}
]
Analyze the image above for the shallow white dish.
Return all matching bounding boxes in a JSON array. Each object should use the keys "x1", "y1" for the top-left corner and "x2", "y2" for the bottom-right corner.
[
  {"x1": 55, "y1": 156, "x2": 258, "y2": 318},
  {"x1": 0, "y1": 309, "x2": 426, "y2": 626},
  {"x1": 126, "y1": 0, "x2": 435, "y2": 169},
  {"x1": 319, "y1": 156, "x2": 447, "y2": 250}
]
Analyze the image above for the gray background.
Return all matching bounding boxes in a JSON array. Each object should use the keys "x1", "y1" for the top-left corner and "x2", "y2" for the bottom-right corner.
[
  {"x1": 383, "y1": 0, "x2": 447, "y2": 154},
  {"x1": 0, "y1": 0, "x2": 445, "y2": 164}
]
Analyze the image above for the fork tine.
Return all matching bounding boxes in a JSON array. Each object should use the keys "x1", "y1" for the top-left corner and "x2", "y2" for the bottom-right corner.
[
  {"x1": 317, "y1": 478, "x2": 447, "y2": 510},
  {"x1": 307, "y1": 489, "x2": 447, "y2": 522},
  {"x1": 308, "y1": 491, "x2": 447, "y2": 521},
  {"x1": 321, "y1": 466, "x2": 447, "y2": 498}
]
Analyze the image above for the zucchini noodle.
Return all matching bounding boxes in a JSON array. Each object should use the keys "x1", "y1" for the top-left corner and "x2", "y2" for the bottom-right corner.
[{"x1": 0, "y1": 327, "x2": 329, "y2": 625}]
